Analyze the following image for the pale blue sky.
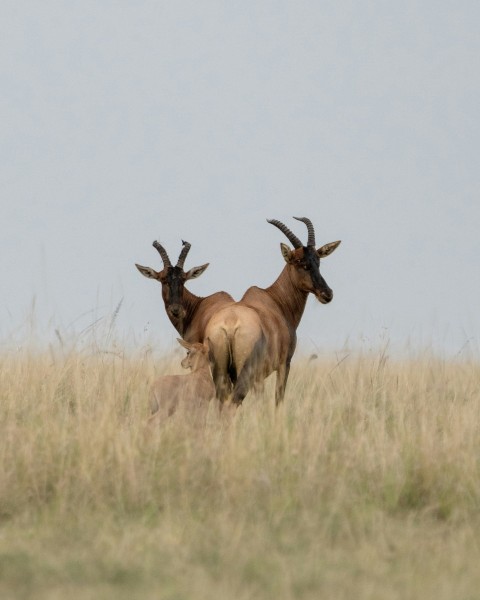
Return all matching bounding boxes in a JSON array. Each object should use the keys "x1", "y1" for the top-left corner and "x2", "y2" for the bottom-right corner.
[{"x1": 1, "y1": 1, "x2": 479, "y2": 356}]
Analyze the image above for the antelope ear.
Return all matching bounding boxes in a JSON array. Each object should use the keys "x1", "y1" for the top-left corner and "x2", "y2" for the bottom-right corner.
[
  {"x1": 185, "y1": 263, "x2": 209, "y2": 280},
  {"x1": 176, "y1": 338, "x2": 192, "y2": 350},
  {"x1": 280, "y1": 243, "x2": 293, "y2": 263},
  {"x1": 135, "y1": 264, "x2": 159, "y2": 279},
  {"x1": 317, "y1": 241, "x2": 341, "y2": 258}
]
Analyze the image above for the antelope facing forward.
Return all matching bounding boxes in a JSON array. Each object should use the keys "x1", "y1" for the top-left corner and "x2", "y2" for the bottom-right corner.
[
  {"x1": 206, "y1": 217, "x2": 340, "y2": 406},
  {"x1": 147, "y1": 338, "x2": 215, "y2": 423},
  {"x1": 136, "y1": 240, "x2": 234, "y2": 343}
]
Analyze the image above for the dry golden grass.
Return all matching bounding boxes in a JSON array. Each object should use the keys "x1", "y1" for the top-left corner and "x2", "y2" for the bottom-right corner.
[{"x1": 1, "y1": 338, "x2": 480, "y2": 599}]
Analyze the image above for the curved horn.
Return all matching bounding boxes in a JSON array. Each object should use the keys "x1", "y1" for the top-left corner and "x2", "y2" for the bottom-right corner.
[
  {"x1": 176, "y1": 240, "x2": 191, "y2": 269},
  {"x1": 293, "y1": 216, "x2": 316, "y2": 246},
  {"x1": 267, "y1": 219, "x2": 303, "y2": 249},
  {"x1": 152, "y1": 240, "x2": 171, "y2": 267}
]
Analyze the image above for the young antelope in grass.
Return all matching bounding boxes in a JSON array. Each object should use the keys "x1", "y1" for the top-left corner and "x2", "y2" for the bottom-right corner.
[{"x1": 148, "y1": 338, "x2": 215, "y2": 424}]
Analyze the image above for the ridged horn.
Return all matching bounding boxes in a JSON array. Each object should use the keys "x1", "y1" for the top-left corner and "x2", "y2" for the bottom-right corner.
[
  {"x1": 293, "y1": 216, "x2": 316, "y2": 246},
  {"x1": 267, "y1": 219, "x2": 303, "y2": 249},
  {"x1": 176, "y1": 240, "x2": 191, "y2": 269},
  {"x1": 152, "y1": 241, "x2": 172, "y2": 267}
]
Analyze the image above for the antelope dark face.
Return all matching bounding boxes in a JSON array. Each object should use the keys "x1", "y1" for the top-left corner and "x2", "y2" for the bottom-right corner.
[
  {"x1": 135, "y1": 241, "x2": 208, "y2": 321},
  {"x1": 159, "y1": 266, "x2": 189, "y2": 319},
  {"x1": 269, "y1": 217, "x2": 341, "y2": 304}
]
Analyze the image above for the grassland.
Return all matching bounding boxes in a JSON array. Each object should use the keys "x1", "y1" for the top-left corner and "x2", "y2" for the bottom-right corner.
[{"x1": 1, "y1": 338, "x2": 480, "y2": 600}]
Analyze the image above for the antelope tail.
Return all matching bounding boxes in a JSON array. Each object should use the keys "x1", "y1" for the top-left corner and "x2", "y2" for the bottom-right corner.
[
  {"x1": 209, "y1": 327, "x2": 236, "y2": 403},
  {"x1": 232, "y1": 331, "x2": 266, "y2": 405},
  {"x1": 225, "y1": 329, "x2": 237, "y2": 384}
]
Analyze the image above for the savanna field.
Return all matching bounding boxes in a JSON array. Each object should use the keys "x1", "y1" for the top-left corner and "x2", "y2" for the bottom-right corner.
[{"x1": 1, "y1": 333, "x2": 480, "y2": 600}]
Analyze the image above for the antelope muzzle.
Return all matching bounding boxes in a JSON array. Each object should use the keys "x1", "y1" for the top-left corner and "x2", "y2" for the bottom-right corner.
[
  {"x1": 318, "y1": 288, "x2": 334, "y2": 304},
  {"x1": 168, "y1": 303, "x2": 186, "y2": 319}
]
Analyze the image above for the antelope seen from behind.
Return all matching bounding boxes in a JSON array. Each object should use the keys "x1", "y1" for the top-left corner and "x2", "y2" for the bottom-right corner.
[
  {"x1": 147, "y1": 338, "x2": 215, "y2": 424},
  {"x1": 206, "y1": 217, "x2": 340, "y2": 406}
]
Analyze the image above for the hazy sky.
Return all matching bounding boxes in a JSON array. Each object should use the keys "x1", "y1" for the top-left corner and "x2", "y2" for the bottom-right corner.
[{"x1": 2, "y1": 1, "x2": 479, "y2": 356}]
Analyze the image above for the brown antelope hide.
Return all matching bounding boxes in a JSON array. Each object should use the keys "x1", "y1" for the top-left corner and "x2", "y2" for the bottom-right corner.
[
  {"x1": 206, "y1": 217, "x2": 340, "y2": 406},
  {"x1": 135, "y1": 240, "x2": 234, "y2": 342},
  {"x1": 147, "y1": 338, "x2": 215, "y2": 425}
]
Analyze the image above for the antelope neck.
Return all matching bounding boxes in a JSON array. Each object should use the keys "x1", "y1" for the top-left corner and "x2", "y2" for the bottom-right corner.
[{"x1": 265, "y1": 266, "x2": 308, "y2": 330}]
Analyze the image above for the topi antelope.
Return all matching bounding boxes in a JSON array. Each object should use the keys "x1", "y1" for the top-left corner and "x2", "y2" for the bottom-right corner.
[
  {"x1": 147, "y1": 338, "x2": 215, "y2": 423},
  {"x1": 205, "y1": 217, "x2": 340, "y2": 406},
  {"x1": 136, "y1": 240, "x2": 234, "y2": 343}
]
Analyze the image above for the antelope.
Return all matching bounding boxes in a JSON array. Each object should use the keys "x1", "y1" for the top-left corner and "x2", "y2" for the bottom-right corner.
[
  {"x1": 135, "y1": 240, "x2": 234, "y2": 343},
  {"x1": 147, "y1": 338, "x2": 215, "y2": 423},
  {"x1": 205, "y1": 217, "x2": 340, "y2": 406}
]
